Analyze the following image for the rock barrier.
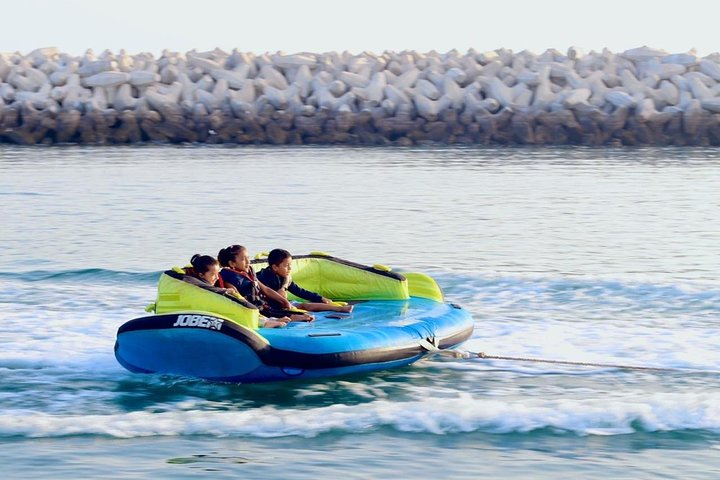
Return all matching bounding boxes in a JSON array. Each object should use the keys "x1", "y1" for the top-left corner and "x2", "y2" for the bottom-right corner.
[{"x1": 2, "y1": 46, "x2": 720, "y2": 145}]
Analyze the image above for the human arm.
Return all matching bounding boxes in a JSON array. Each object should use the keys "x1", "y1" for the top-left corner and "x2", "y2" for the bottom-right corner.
[
  {"x1": 287, "y1": 281, "x2": 324, "y2": 303},
  {"x1": 258, "y1": 281, "x2": 292, "y2": 309}
]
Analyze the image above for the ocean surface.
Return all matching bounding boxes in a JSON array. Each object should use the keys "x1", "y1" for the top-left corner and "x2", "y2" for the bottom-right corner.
[{"x1": 1, "y1": 145, "x2": 719, "y2": 478}]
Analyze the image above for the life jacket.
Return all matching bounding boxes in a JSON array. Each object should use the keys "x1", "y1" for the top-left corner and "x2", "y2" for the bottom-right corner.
[
  {"x1": 238, "y1": 265, "x2": 257, "y2": 282},
  {"x1": 225, "y1": 266, "x2": 263, "y2": 306}
]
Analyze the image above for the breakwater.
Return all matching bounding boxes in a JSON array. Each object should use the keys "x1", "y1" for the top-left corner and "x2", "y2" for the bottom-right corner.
[{"x1": 2, "y1": 46, "x2": 720, "y2": 146}]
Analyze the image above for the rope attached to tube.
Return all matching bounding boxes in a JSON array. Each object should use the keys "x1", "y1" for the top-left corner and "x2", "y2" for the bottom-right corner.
[{"x1": 431, "y1": 348, "x2": 720, "y2": 374}]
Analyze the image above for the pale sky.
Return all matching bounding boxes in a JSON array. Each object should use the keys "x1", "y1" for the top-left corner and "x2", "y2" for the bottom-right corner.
[{"x1": 1, "y1": 0, "x2": 717, "y2": 57}]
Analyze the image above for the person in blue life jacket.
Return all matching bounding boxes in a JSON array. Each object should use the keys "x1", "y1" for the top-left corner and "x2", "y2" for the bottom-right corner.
[
  {"x1": 185, "y1": 254, "x2": 288, "y2": 328},
  {"x1": 256, "y1": 248, "x2": 354, "y2": 314},
  {"x1": 217, "y1": 245, "x2": 313, "y2": 322}
]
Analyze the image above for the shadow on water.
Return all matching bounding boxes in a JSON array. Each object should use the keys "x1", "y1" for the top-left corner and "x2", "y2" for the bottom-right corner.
[
  {"x1": 110, "y1": 366, "x2": 431, "y2": 411},
  {"x1": 166, "y1": 452, "x2": 252, "y2": 469}
]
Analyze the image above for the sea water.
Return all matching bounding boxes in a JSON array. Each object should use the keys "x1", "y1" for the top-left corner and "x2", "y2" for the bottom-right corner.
[{"x1": 1, "y1": 145, "x2": 719, "y2": 478}]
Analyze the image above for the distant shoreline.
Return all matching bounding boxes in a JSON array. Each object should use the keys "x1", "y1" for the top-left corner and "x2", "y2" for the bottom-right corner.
[{"x1": 2, "y1": 47, "x2": 720, "y2": 146}]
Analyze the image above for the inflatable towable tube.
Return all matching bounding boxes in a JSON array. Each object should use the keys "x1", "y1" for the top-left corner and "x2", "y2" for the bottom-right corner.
[{"x1": 114, "y1": 253, "x2": 474, "y2": 383}]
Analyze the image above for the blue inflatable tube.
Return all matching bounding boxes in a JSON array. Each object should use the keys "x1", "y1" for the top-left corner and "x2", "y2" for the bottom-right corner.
[{"x1": 115, "y1": 297, "x2": 474, "y2": 383}]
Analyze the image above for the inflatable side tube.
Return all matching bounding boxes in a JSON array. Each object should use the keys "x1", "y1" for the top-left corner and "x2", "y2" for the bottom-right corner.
[
  {"x1": 115, "y1": 312, "x2": 270, "y2": 379},
  {"x1": 400, "y1": 272, "x2": 444, "y2": 302},
  {"x1": 252, "y1": 254, "x2": 409, "y2": 301},
  {"x1": 155, "y1": 270, "x2": 260, "y2": 329}
]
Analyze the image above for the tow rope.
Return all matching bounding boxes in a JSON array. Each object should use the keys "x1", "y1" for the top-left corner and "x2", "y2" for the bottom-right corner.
[
  {"x1": 420, "y1": 340, "x2": 719, "y2": 374},
  {"x1": 435, "y1": 349, "x2": 678, "y2": 372}
]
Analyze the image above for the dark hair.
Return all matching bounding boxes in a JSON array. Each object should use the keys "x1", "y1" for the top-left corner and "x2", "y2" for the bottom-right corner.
[
  {"x1": 217, "y1": 245, "x2": 246, "y2": 267},
  {"x1": 190, "y1": 254, "x2": 219, "y2": 274},
  {"x1": 267, "y1": 248, "x2": 291, "y2": 267}
]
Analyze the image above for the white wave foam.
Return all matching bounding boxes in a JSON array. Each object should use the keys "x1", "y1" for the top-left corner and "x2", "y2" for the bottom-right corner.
[
  {"x1": 0, "y1": 280, "x2": 147, "y2": 372},
  {"x1": 455, "y1": 315, "x2": 720, "y2": 374},
  {"x1": 3, "y1": 392, "x2": 720, "y2": 439}
]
